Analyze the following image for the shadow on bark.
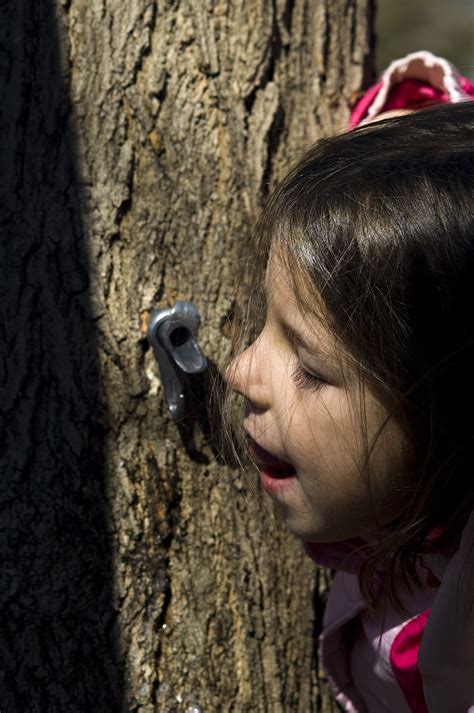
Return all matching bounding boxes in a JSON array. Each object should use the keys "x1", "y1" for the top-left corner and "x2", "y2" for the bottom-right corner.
[
  {"x1": 0, "y1": 1, "x2": 123, "y2": 710},
  {"x1": 168, "y1": 358, "x2": 243, "y2": 469}
]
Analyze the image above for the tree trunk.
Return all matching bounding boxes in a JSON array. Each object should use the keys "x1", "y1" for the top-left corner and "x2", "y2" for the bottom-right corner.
[{"x1": 1, "y1": 1, "x2": 374, "y2": 711}]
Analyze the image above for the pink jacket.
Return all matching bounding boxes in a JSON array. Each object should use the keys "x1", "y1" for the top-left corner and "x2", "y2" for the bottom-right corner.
[{"x1": 304, "y1": 512, "x2": 474, "y2": 713}]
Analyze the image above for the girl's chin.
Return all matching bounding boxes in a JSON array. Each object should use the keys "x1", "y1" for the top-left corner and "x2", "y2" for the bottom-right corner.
[{"x1": 278, "y1": 508, "x2": 367, "y2": 543}]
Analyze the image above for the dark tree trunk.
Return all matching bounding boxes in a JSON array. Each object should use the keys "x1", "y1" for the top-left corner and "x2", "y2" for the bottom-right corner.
[{"x1": 0, "y1": 1, "x2": 374, "y2": 710}]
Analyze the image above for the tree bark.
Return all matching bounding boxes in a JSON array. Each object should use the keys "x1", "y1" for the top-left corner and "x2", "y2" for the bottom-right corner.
[{"x1": 1, "y1": 1, "x2": 374, "y2": 711}]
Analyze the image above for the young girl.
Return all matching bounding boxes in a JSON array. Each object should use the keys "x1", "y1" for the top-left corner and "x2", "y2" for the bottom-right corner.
[{"x1": 226, "y1": 102, "x2": 474, "y2": 712}]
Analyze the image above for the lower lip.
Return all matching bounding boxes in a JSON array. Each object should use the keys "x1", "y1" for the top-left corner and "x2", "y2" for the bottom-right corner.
[{"x1": 259, "y1": 467, "x2": 297, "y2": 496}]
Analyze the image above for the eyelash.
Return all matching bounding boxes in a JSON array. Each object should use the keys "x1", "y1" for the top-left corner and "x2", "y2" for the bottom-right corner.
[{"x1": 291, "y1": 363, "x2": 326, "y2": 391}]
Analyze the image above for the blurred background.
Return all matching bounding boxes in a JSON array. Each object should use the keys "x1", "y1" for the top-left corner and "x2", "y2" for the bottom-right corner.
[{"x1": 376, "y1": 0, "x2": 473, "y2": 78}]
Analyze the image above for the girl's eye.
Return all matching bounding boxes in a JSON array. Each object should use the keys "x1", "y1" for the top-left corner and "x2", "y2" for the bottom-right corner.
[{"x1": 291, "y1": 362, "x2": 326, "y2": 391}]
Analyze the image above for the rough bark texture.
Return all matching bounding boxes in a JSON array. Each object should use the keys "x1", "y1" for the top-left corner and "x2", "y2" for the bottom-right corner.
[{"x1": 1, "y1": 1, "x2": 373, "y2": 711}]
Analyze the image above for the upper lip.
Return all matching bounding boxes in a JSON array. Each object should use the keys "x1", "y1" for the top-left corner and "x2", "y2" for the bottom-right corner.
[{"x1": 246, "y1": 435, "x2": 294, "y2": 469}]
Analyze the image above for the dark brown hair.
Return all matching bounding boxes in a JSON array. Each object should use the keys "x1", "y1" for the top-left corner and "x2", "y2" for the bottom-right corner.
[{"x1": 234, "y1": 102, "x2": 474, "y2": 611}]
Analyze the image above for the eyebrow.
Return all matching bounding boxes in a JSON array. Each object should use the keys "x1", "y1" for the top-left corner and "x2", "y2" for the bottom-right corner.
[
  {"x1": 282, "y1": 320, "x2": 315, "y2": 352},
  {"x1": 281, "y1": 319, "x2": 338, "y2": 366}
]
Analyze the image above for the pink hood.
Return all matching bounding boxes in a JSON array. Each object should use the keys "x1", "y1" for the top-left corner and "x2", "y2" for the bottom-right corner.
[{"x1": 350, "y1": 51, "x2": 474, "y2": 129}]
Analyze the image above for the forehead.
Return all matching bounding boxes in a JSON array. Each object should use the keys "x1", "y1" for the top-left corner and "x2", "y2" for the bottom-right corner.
[{"x1": 265, "y1": 252, "x2": 342, "y2": 360}]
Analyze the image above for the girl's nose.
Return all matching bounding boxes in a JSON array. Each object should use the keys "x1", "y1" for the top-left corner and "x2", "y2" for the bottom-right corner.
[{"x1": 226, "y1": 339, "x2": 269, "y2": 410}]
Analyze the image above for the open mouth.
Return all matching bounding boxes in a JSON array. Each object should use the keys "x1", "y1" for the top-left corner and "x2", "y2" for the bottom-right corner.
[{"x1": 247, "y1": 438, "x2": 297, "y2": 480}]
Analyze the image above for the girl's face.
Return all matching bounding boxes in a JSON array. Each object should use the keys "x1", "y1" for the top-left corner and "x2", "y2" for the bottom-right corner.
[{"x1": 227, "y1": 252, "x2": 412, "y2": 543}]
